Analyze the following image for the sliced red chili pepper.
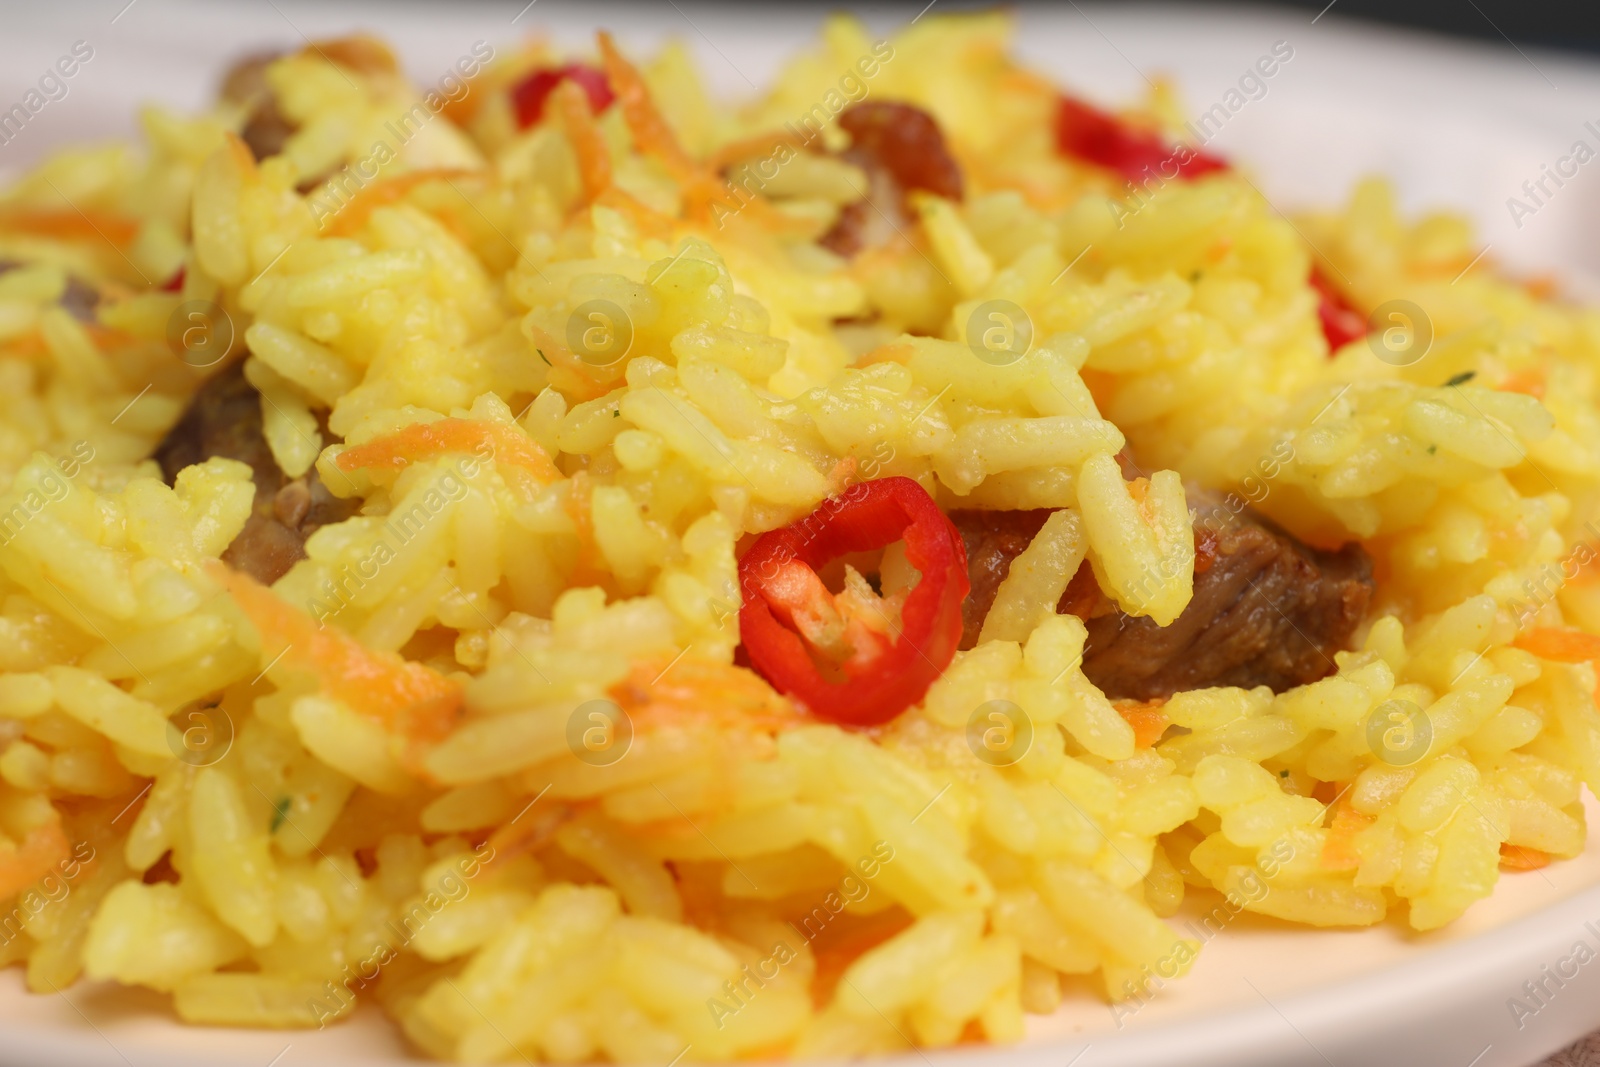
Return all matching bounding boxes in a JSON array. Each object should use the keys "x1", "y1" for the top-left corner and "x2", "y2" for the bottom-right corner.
[
  {"x1": 1309, "y1": 265, "x2": 1367, "y2": 352},
  {"x1": 161, "y1": 266, "x2": 185, "y2": 292},
  {"x1": 510, "y1": 63, "x2": 615, "y2": 129},
  {"x1": 738, "y1": 476, "x2": 969, "y2": 727},
  {"x1": 1054, "y1": 95, "x2": 1228, "y2": 185}
]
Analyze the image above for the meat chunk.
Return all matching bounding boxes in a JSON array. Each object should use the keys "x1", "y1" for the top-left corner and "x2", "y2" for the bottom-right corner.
[
  {"x1": 951, "y1": 500, "x2": 1373, "y2": 699},
  {"x1": 220, "y1": 51, "x2": 296, "y2": 162},
  {"x1": 0, "y1": 259, "x2": 99, "y2": 322},
  {"x1": 221, "y1": 39, "x2": 398, "y2": 165},
  {"x1": 153, "y1": 361, "x2": 356, "y2": 583},
  {"x1": 821, "y1": 101, "x2": 964, "y2": 257}
]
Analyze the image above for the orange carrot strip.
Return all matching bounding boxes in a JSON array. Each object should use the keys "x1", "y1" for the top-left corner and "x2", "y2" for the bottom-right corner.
[
  {"x1": 320, "y1": 168, "x2": 478, "y2": 237},
  {"x1": 596, "y1": 32, "x2": 697, "y2": 183},
  {"x1": 707, "y1": 130, "x2": 809, "y2": 171},
  {"x1": 0, "y1": 210, "x2": 139, "y2": 248},
  {"x1": 1115, "y1": 699, "x2": 1169, "y2": 749},
  {"x1": 807, "y1": 910, "x2": 915, "y2": 1010},
  {"x1": 1499, "y1": 368, "x2": 1546, "y2": 400},
  {"x1": 591, "y1": 33, "x2": 811, "y2": 235},
  {"x1": 1500, "y1": 844, "x2": 1550, "y2": 871},
  {"x1": 561, "y1": 470, "x2": 609, "y2": 590},
  {"x1": 0, "y1": 817, "x2": 69, "y2": 900},
  {"x1": 336, "y1": 418, "x2": 560, "y2": 484},
  {"x1": 1522, "y1": 274, "x2": 1560, "y2": 301},
  {"x1": 612, "y1": 654, "x2": 807, "y2": 735},
  {"x1": 592, "y1": 187, "x2": 676, "y2": 241},
  {"x1": 1320, "y1": 800, "x2": 1374, "y2": 872},
  {"x1": 1513, "y1": 627, "x2": 1600, "y2": 664},
  {"x1": 213, "y1": 564, "x2": 462, "y2": 746},
  {"x1": 552, "y1": 81, "x2": 613, "y2": 203},
  {"x1": 226, "y1": 130, "x2": 258, "y2": 172}
]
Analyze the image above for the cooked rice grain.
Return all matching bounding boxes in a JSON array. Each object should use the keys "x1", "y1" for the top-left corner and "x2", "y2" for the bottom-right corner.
[{"x1": 0, "y1": 11, "x2": 1594, "y2": 1064}]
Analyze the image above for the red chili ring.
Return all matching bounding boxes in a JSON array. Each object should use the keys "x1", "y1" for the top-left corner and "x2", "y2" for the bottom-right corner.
[{"x1": 738, "y1": 476, "x2": 969, "y2": 727}]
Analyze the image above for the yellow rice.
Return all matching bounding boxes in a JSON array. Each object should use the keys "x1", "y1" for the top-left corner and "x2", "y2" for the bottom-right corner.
[{"x1": 0, "y1": 10, "x2": 1591, "y2": 1062}]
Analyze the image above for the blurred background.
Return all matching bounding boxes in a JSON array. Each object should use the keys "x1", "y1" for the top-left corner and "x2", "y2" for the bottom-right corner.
[{"x1": 1, "y1": 0, "x2": 1598, "y2": 282}]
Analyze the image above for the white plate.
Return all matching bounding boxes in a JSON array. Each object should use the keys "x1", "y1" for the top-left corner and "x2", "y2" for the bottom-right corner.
[{"x1": 3, "y1": 3, "x2": 1600, "y2": 1065}]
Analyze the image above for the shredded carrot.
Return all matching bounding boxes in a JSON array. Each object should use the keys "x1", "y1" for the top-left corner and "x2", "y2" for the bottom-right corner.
[
  {"x1": 826, "y1": 456, "x2": 859, "y2": 494},
  {"x1": 0, "y1": 817, "x2": 69, "y2": 900},
  {"x1": 1513, "y1": 627, "x2": 1600, "y2": 664},
  {"x1": 212, "y1": 563, "x2": 462, "y2": 747},
  {"x1": 591, "y1": 32, "x2": 808, "y2": 236},
  {"x1": 595, "y1": 660, "x2": 807, "y2": 851},
  {"x1": 84, "y1": 322, "x2": 139, "y2": 351},
  {"x1": 1500, "y1": 844, "x2": 1550, "y2": 871},
  {"x1": 1572, "y1": 548, "x2": 1600, "y2": 588},
  {"x1": 552, "y1": 80, "x2": 614, "y2": 204},
  {"x1": 1320, "y1": 801, "x2": 1374, "y2": 872},
  {"x1": 221, "y1": 131, "x2": 258, "y2": 178},
  {"x1": 612, "y1": 654, "x2": 806, "y2": 735},
  {"x1": 336, "y1": 417, "x2": 560, "y2": 484},
  {"x1": 523, "y1": 321, "x2": 616, "y2": 404},
  {"x1": 1311, "y1": 779, "x2": 1344, "y2": 806},
  {"x1": 1499, "y1": 367, "x2": 1546, "y2": 400},
  {"x1": 439, "y1": 80, "x2": 485, "y2": 128},
  {"x1": 693, "y1": 178, "x2": 814, "y2": 235},
  {"x1": 596, "y1": 32, "x2": 697, "y2": 183},
  {"x1": 1059, "y1": 562, "x2": 1103, "y2": 621},
  {"x1": 1115, "y1": 699, "x2": 1169, "y2": 749},
  {"x1": 561, "y1": 470, "x2": 612, "y2": 590},
  {"x1": 484, "y1": 802, "x2": 571, "y2": 870},
  {"x1": 592, "y1": 187, "x2": 677, "y2": 241},
  {"x1": 860, "y1": 342, "x2": 915, "y2": 367},
  {"x1": 2, "y1": 331, "x2": 47, "y2": 361},
  {"x1": 1522, "y1": 274, "x2": 1560, "y2": 301},
  {"x1": 807, "y1": 910, "x2": 915, "y2": 1009},
  {"x1": 321, "y1": 168, "x2": 479, "y2": 237},
  {"x1": 0, "y1": 209, "x2": 139, "y2": 248},
  {"x1": 706, "y1": 130, "x2": 808, "y2": 171}
]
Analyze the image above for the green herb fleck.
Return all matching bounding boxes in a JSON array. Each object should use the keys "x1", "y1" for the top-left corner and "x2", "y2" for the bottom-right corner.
[
  {"x1": 1427, "y1": 444, "x2": 1437, "y2": 454},
  {"x1": 536, "y1": 348, "x2": 551, "y2": 366},
  {"x1": 1444, "y1": 370, "x2": 1476, "y2": 387},
  {"x1": 1190, "y1": 269, "x2": 1202, "y2": 282},
  {"x1": 270, "y1": 796, "x2": 291, "y2": 833},
  {"x1": 1279, "y1": 769, "x2": 1290, "y2": 778},
  {"x1": 613, "y1": 409, "x2": 620, "y2": 418}
]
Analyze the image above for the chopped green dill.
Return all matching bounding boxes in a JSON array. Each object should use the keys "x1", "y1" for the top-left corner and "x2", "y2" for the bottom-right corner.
[
  {"x1": 1444, "y1": 370, "x2": 1476, "y2": 387},
  {"x1": 270, "y1": 796, "x2": 291, "y2": 833},
  {"x1": 536, "y1": 348, "x2": 551, "y2": 366},
  {"x1": 613, "y1": 409, "x2": 620, "y2": 417}
]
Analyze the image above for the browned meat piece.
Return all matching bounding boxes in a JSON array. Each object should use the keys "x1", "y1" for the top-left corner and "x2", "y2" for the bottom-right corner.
[
  {"x1": 220, "y1": 51, "x2": 296, "y2": 162},
  {"x1": 59, "y1": 275, "x2": 101, "y2": 322},
  {"x1": 153, "y1": 361, "x2": 356, "y2": 583},
  {"x1": 0, "y1": 260, "x2": 99, "y2": 322},
  {"x1": 222, "y1": 39, "x2": 397, "y2": 165},
  {"x1": 821, "y1": 101, "x2": 964, "y2": 257},
  {"x1": 951, "y1": 501, "x2": 1373, "y2": 699}
]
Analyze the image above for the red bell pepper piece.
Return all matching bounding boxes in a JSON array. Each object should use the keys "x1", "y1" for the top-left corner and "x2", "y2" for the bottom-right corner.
[
  {"x1": 1309, "y1": 265, "x2": 1366, "y2": 352},
  {"x1": 738, "y1": 476, "x2": 969, "y2": 727},
  {"x1": 161, "y1": 266, "x2": 185, "y2": 292},
  {"x1": 510, "y1": 63, "x2": 615, "y2": 129},
  {"x1": 1054, "y1": 94, "x2": 1228, "y2": 185}
]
